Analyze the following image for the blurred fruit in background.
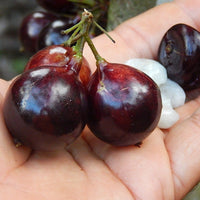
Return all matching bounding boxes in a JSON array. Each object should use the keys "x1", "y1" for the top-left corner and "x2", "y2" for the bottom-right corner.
[
  {"x1": 0, "y1": 0, "x2": 155, "y2": 80},
  {"x1": 0, "y1": 0, "x2": 39, "y2": 79}
]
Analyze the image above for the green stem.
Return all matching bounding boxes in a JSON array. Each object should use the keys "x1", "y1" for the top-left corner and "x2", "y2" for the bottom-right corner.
[
  {"x1": 93, "y1": 20, "x2": 115, "y2": 43},
  {"x1": 62, "y1": 9, "x2": 109, "y2": 69},
  {"x1": 64, "y1": 25, "x2": 82, "y2": 46},
  {"x1": 85, "y1": 34, "x2": 105, "y2": 65},
  {"x1": 73, "y1": 36, "x2": 85, "y2": 60},
  {"x1": 62, "y1": 20, "x2": 84, "y2": 35},
  {"x1": 73, "y1": 11, "x2": 92, "y2": 55},
  {"x1": 63, "y1": 9, "x2": 91, "y2": 48}
]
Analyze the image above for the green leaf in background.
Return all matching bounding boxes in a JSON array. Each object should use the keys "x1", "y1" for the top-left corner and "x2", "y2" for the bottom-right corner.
[
  {"x1": 11, "y1": 57, "x2": 28, "y2": 74},
  {"x1": 183, "y1": 183, "x2": 200, "y2": 200}
]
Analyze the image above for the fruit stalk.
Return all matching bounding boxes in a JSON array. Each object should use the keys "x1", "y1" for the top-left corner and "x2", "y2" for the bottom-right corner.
[
  {"x1": 62, "y1": 9, "x2": 114, "y2": 68},
  {"x1": 72, "y1": 10, "x2": 93, "y2": 58},
  {"x1": 85, "y1": 34, "x2": 105, "y2": 65},
  {"x1": 62, "y1": 9, "x2": 93, "y2": 73}
]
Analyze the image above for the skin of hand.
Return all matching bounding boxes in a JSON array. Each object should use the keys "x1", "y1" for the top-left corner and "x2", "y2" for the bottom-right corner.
[{"x1": 1, "y1": 0, "x2": 200, "y2": 199}]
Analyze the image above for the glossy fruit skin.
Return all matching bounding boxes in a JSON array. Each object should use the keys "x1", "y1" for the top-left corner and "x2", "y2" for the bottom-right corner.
[
  {"x1": 3, "y1": 66, "x2": 87, "y2": 151},
  {"x1": 24, "y1": 45, "x2": 91, "y2": 87},
  {"x1": 36, "y1": 0, "x2": 78, "y2": 14},
  {"x1": 19, "y1": 11, "x2": 56, "y2": 53},
  {"x1": 87, "y1": 61, "x2": 162, "y2": 146},
  {"x1": 37, "y1": 17, "x2": 77, "y2": 50},
  {"x1": 158, "y1": 23, "x2": 200, "y2": 91},
  {"x1": 79, "y1": 58, "x2": 91, "y2": 87}
]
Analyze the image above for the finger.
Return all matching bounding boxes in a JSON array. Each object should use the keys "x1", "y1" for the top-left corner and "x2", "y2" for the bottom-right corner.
[
  {"x1": 0, "y1": 79, "x2": 11, "y2": 97},
  {"x1": 3, "y1": 149, "x2": 87, "y2": 200},
  {"x1": 172, "y1": 96, "x2": 200, "y2": 124},
  {"x1": 67, "y1": 136, "x2": 134, "y2": 199},
  {"x1": 0, "y1": 79, "x2": 31, "y2": 181},
  {"x1": 82, "y1": 0, "x2": 200, "y2": 199},
  {"x1": 83, "y1": 0, "x2": 199, "y2": 72},
  {"x1": 165, "y1": 107, "x2": 200, "y2": 200},
  {"x1": 83, "y1": 127, "x2": 174, "y2": 199}
]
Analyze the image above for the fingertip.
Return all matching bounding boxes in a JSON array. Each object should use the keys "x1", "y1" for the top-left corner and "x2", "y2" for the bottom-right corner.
[
  {"x1": 0, "y1": 78, "x2": 11, "y2": 98},
  {"x1": 165, "y1": 105, "x2": 200, "y2": 199},
  {"x1": 0, "y1": 78, "x2": 32, "y2": 173}
]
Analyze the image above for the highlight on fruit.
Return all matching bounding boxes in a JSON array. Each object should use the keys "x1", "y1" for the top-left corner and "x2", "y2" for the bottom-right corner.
[{"x1": 3, "y1": 7, "x2": 193, "y2": 150}]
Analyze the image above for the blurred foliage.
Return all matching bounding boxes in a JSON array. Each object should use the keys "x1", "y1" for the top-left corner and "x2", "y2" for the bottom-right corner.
[
  {"x1": 11, "y1": 57, "x2": 29, "y2": 74},
  {"x1": 184, "y1": 183, "x2": 200, "y2": 200},
  {"x1": 0, "y1": 0, "x2": 38, "y2": 80},
  {"x1": 107, "y1": 0, "x2": 156, "y2": 31}
]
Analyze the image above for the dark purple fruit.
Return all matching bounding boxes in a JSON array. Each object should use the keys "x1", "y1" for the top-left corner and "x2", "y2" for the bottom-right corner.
[
  {"x1": 87, "y1": 60, "x2": 162, "y2": 146},
  {"x1": 158, "y1": 23, "x2": 200, "y2": 91},
  {"x1": 24, "y1": 45, "x2": 91, "y2": 87},
  {"x1": 3, "y1": 66, "x2": 87, "y2": 151},
  {"x1": 19, "y1": 11, "x2": 56, "y2": 53},
  {"x1": 37, "y1": 17, "x2": 79, "y2": 50}
]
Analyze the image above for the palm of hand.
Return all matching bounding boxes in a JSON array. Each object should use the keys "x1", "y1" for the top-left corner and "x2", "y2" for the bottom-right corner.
[
  {"x1": 1, "y1": 113, "x2": 200, "y2": 200},
  {"x1": 1, "y1": 86, "x2": 200, "y2": 200},
  {"x1": 1, "y1": 1, "x2": 200, "y2": 199}
]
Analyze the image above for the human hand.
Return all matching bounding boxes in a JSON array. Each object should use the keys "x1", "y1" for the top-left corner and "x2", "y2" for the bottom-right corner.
[{"x1": 1, "y1": 0, "x2": 200, "y2": 199}]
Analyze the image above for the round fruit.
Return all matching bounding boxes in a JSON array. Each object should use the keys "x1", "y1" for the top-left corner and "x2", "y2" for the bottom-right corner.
[
  {"x1": 19, "y1": 11, "x2": 56, "y2": 53},
  {"x1": 3, "y1": 66, "x2": 87, "y2": 151},
  {"x1": 24, "y1": 45, "x2": 91, "y2": 87},
  {"x1": 87, "y1": 60, "x2": 162, "y2": 146},
  {"x1": 37, "y1": 17, "x2": 79, "y2": 50},
  {"x1": 158, "y1": 23, "x2": 200, "y2": 91},
  {"x1": 79, "y1": 58, "x2": 91, "y2": 87}
]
